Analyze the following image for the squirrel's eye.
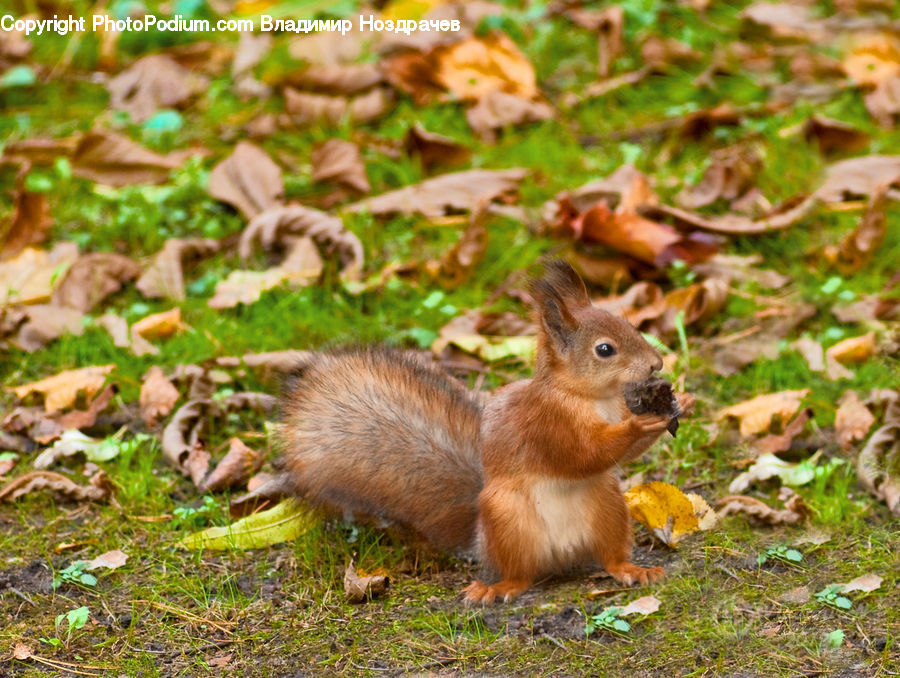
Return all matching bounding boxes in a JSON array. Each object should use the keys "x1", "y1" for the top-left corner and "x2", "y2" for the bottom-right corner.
[{"x1": 595, "y1": 343, "x2": 616, "y2": 358}]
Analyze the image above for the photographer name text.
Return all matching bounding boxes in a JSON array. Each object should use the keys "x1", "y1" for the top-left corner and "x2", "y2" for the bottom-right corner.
[{"x1": 1, "y1": 14, "x2": 461, "y2": 36}]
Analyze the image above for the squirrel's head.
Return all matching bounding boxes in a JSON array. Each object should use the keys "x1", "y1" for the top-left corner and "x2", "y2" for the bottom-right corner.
[{"x1": 530, "y1": 260, "x2": 663, "y2": 399}]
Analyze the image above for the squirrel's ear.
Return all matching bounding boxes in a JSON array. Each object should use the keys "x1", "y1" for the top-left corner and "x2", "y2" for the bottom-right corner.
[
  {"x1": 538, "y1": 259, "x2": 591, "y2": 310},
  {"x1": 530, "y1": 279, "x2": 579, "y2": 352}
]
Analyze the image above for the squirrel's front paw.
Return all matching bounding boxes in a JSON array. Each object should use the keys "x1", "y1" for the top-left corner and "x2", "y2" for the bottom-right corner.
[{"x1": 629, "y1": 413, "x2": 670, "y2": 436}]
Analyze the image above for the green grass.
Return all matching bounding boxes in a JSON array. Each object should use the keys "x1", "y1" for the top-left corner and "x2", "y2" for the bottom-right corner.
[{"x1": 2, "y1": 0, "x2": 900, "y2": 675}]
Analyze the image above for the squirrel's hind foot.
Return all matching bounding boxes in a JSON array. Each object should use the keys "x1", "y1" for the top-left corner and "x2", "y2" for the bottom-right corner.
[
  {"x1": 606, "y1": 563, "x2": 665, "y2": 586},
  {"x1": 462, "y1": 579, "x2": 530, "y2": 605}
]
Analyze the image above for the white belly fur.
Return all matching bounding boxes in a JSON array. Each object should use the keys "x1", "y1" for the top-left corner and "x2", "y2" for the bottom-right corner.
[{"x1": 530, "y1": 476, "x2": 597, "y2": 567}]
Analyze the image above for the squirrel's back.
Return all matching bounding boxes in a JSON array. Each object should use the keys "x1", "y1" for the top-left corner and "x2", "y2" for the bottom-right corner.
[{"x1": 278, "y1": 348, "x2": 484, "y2": 552}]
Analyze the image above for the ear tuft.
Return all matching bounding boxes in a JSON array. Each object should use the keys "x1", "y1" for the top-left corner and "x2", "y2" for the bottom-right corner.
[{"x1": 537, "y1": 259, "x2": 591, "y2": 310}]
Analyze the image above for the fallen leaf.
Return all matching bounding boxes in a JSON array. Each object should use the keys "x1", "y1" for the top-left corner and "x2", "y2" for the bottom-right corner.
[
  {"x1": 841, "y1": 32, "x2": 900, "y2": 87},
  {"x1": 835, "y1": 390, "x2": 876, "y2": 450},
  {"x1": 676, "y1": 145, "x2": 762, "y2": 209},
  {"x1": 140, "y1": 366, "x2": 180, "y2": 427},
  {"x1": 311, "y1": 139, "x2": 370, "y2": 193},
  {"x1": 624, "y1": 482, "x2": 717, "y2": 547},
  {"x1": 179, "y1": 498, "x2": 317, "y2": 550},
  {"x1": 239, "y1": 205, "x2": 363, "y2": 280},
  {"x1": 718, "y1": 389, "x2": 811, "y2": 437},
  {"x1": 756, "y1": 408, "x2": 813, "y2": 454},
  {"x1": 741, "y1": 2, "x2": 828, "y2": 41},
  {"x1": 13, "y1": 643, "x2": 34, "y2": 660},
  {"x1": 71, "y1": 129, "x2": 182, "y2": 186},
  {"x1": 51, "y1": 252, "x2": 140, "y2": 312},
  {"x1": 55, "y1": 384, "x2": 116, "y2": 432},
  {"x1": 209, "y1": 238, "x2": 322, "y2": 309},
  {"x1": 857, "y1": 392, "x2": 900, "y2": 514},
  {"x1": 346, "y1": 167, "x2": 528, "y2": 218},
  {"x1": 0, "y1": 243, "x2": 79, "y2": 306},
  {"x1": 135, "y1": 237, "x2": 220, "y2": 300},
  {"x1": 404, "y1": 123, "x2": 471, "y2": 171},
  {"x1": 434, "y1": 32, "x2": 537, "y2": 101},
  {"x1": 426, "y1": 201, "x2": 489, "y2": 287},
  {"x1": 85, "y1": 549, "x2": 127, "y2": 571},
  {"x1": 717, "y1": 494, "x2": 811, "y2": 525},
  {"x1": 793, "y1": 337, "x2": 826, "y2": 372},
  {"x1": 643, "y1": 199, "x2": 817, "y2": 235},
  {"x1": 432, "y1": 310, "x2": 536, "y2": 363},
  {"x1": 691, "y1": 253, "x2": 790, "y2": 289},
  {"x1": 32, "y1": 429, "x2": 123, "y2": 469},
  {"x1": 466, "y1": 90, "x2": 554, "y2": 142},
  {"x1": 282, "y1": 87, "x2": 394, "y2": 127},
  {"x1": 2, "y1": 164, "x2": 53, "y2": 260},
  {"x1": 814, "y1": 155, "x2": 900, "y2": 203},
  {"x1": 0, "y1": 470, "x2": 113, "y2": 503},
  {"x1": 825, "y1": 332, "x2": 876, "y2": 380},
  {"x1": 11, "y1": 304, "x2": 86, "y2": 353},
  {"x1": 841, "y1": 573, "x2": 883, "y2": 593},
  {"x1": 131, "y1": 308, "x2": 185, "y2": 341},
  {"x1": 232, "y1": 32, "x2": 272, "y2": 99},
  {"x1": 0, "y1": 452, "x2": 19, "y2": 477},
  {"x1": 289, "y1": 62, "x2": 383, "y2": 95},
  {"x1": 344, "y1": 561, "x2": 390, "y2": 603},
  {"x1": 108, "y1": 54, "x2": 207, "y2": 123},
  {"x1": 200, "y1": 438, "x2": 263, "y2": 492},
  {"x1": 11, "y1": 365, "x2": 116, "y2": 414},
  {"x1": 802, "y1": 115, "x2": 870, "y2": 155},
  {"x1": 728, "y1": 452, "x2": 822, "y2": 493},
  {"x1": 208, "y1": 141, "x2": 284, "y2": 220},
  {"x1": 618, "y1": 595, "x2": 662, "y2": 617},
  {"x1": 825, "y1": 188, "x2": 888, "y2": 273},
  {"x1": 216, "y1": 350, "x2": 314, "y2": 376}
]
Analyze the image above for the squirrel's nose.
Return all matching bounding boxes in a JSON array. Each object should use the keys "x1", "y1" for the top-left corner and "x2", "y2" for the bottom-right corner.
[{"x1": 650, "y1": 356, "x2": 663, "y2": 374}]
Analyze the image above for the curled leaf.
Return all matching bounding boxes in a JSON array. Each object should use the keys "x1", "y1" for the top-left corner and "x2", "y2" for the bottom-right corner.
[
  {"x1": 10, "y1": 365, "x2": 116, "y2": 414},
  {"x1": 0, "y1": 470, "x2": 113, "y2": 503},
  {"x1": 624, "y1": 481, "x2": 717, "y2": 547},
  {"x1": 179, "y1": 498, "x2": 317, "y2": 550},
  {"x1": 344, "y1": 560, "x2": 390, "y2": 603},
  {"x1": 717, "y1": 389, "x2": 810, "y2": 437}
]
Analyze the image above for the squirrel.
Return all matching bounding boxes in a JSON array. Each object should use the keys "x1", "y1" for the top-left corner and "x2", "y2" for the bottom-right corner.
[{"x1": 276, "y1": 260, "x2": 694, "y2": 603}]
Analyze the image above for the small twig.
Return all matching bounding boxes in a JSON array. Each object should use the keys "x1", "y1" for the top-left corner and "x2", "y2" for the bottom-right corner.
[
  {"x1": 540, "y1": 633, "x2": 567, "y2": 651},
  {"x1": 8, "y1": 587, "x2": 35, "y2": 606}
]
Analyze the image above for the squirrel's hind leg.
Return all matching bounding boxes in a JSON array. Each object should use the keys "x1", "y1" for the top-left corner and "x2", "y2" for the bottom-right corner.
[
  {"x1": 590, "y1": 474, "x2": 665, "y2": 586},
  {"x1": 462, "y1": 579, "x2": 531, "y2": 605}
]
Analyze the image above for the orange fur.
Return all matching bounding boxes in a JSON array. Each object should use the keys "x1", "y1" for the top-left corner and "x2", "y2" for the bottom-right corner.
[{"x1": 277, "y1": 261, "x2": 681, "y2": 604}]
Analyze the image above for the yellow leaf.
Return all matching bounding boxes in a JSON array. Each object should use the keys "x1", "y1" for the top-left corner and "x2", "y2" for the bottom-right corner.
[
  {"x1": 10, "y1": 365, "x2": 116, "y2": 414},
  {"x1": 717, "y1": 389, "x2": 810, "y2": 437},
  {"x1": 825, "y1": 332, "x2": 876, "y2": 365},
  {"x1": 624, "y1": 481, "x2": 716, "y2": 547},
  {"x1": 179, "y1": 499, "x2": 318, "y2": 550},
  {"x1": 842, "y1": 32, "x2": 900, "y2": 87},
  {"x1": 0, "y1": 245, "x2": 78, "y2": 306},
  {"x1": 435, "y1": 33, "x2": 538, "y2": 101},
  {"x1": 131, "y1": 307, "x2": 185, "y2": 339},
  {"x1": 381, "y1": 0, "x2": 444, "y2": 22}
]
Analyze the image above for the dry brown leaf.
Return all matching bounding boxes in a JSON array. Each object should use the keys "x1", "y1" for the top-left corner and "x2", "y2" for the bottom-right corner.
[
  {"x1": 858, "y1": 390, "x2": 900, "y2": 514},
  {"x1": 691, "y1": 254, "x2": 790, "y2": 289},
  {"x1": 814, "y1": 154, "x2": 900, "y2": 203},
  {"x1": 208, "y1": 142, "x2": 284, "y2": 220},
  {"x1": 382, "y1": 51, "x2": 445, "y2": 105},
  {"x1": 344, "y1": 561, "x2": 390, "y2": 603},
  {"x1": 85, "y1": 549, "x2": 128, "y2": 570},
  {"x1": 216, "y1": 350, "x2": 314, "y2": 376},
  {"x1": 311, "y1": 139, "x2": 370, "y2": 193},
  {"x1": 140, "y1": 366, "x2": 180, "y2": 427},
  {"x1": 135, "y1": 237, "x2": 220, "y2": 300},
  {"x1": 740, "y1": 2, "x2": 827, "y2": 41},
  {"x1": 12, "y1": 304, "x2": 86, "y2": 353},
  {"x1": 289, "y1": 63, "x2": 383, "y2": 94},
  {"x1": 717, "y1": 494, "x2": 811, "y2": 525},
  {"x1": 232, "y1": 32, "x2": 272, "y2": 100},
  {"x1": 824, "y1": 187, "x2": 888, "y2": 273},
  {"x1": 210, "y1": 237, "x2": 323, "y2": 309},
  {"x1": 1, "y1": 137, "x2": 78, "y2": 167},
  {"x1": 289, "y1": 20, "x2": 365, "y2": 65},
  {"x1": 2, "y1": 164, "x2": 53, "y2": 260},
  {"x1": 863, "y1": 76, "x2": 900, "y2": 128},
  {"x1": 97, "y1": 313, "x2": 129, "y2": 347},
  {"x1": 404, "y1": 124, "x2": 471, "y2": 172},
  {"x1": 346, "y1": 168, "x2": 527, "y2": 218},
  {"x1": 71, "y1": 129, "x2": 181, "y2": 186},
  {"x1": 0, "y1": 452, "x2": 18, "y2": 477},
  {"x1": 427, "y1": 201, "x2": 489, "y2": 287},
  {"x1": 676, "y1": 145, "x2": 762, "y2": 209},
  {"x1": 792, "y1": 337, "x2": 826, "y2": 372},
  {"x1": 465, "y1": 90, "x2": 553, "y2": 143},
  {"x1": 643, "y1": 199, "x2": 818, "y2": 235},
  {"x1": 434, "y1": 32, "x2": 537, "y2": 101},
  {"x1": 842, "y1": 32, "x2": 900, "y2": 87},
  {"x1": 756, "y1": 408, "x2": 813, "y2": 454},
  {"x1": 108, "y1": 54, "x2": 207, "y2": 123},
  {"x1": 0, "y1": 470, "x2": 113, "y2": 503},
  {"x1": 56, "y1": 384, "x2": 116, "y2": 432},
  {"x1": 0, "y1": 243, "x2": 79, "y2": 306},
  {"x1": 802, "y1": 115, "x2": 870, "y2": 155},
  {"x1": 239, "y1": 204, "x2": 363, "y2": 280},
  {"x1": 835, "y1": 390, "x2": 876, "y2": 450},
  {"x1": 718, "y1": 389, "x2": 811, "y2": 437},
  {"x1": 282, "y1": 87, "x2": 394, "y2": 127},
  {"x1": 200, "y1": 437, "x2": 263, "y2": 492},
  {"x1": 842, "y1": 573, "x2": 883, "y2": 593},
  {"x1": 162, "y1": 393, "x2": 277, "y2": 486},
  {"x1": 51, "y1": 252, "x2": 140, "y2": 312},
  {"x1": 619, "y1": 595, "x2": 662, "y2": 617},
  {"x1": 11, "y1": 365, "x2": 116, "y2": 414}
]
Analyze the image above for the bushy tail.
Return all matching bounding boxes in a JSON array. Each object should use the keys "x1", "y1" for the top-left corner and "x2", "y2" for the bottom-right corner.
[{"x1": 277, "y1": 348, "x2": 484, "y2": 552}]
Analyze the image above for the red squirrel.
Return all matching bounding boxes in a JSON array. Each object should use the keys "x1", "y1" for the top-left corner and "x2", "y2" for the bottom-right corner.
[{"x1": 277, "y1": 260, "x2": 694, "y2": 603}]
